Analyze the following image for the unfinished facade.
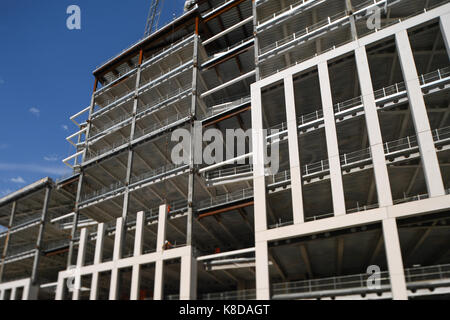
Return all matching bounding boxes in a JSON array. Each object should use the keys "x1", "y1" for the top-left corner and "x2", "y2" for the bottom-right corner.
[{"x1": 1, "y1": 0, "x2": 450, "y2": 300}]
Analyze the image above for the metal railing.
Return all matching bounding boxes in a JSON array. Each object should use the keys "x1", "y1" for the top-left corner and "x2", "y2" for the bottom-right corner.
[
  {"x1": 201, "y1": 96, "x2": 251, "y2": 120},
  {"x1": 134, "y1": 111, "x2": 191, "y2": 140},
  {"x1": 130, "y1": 163, "x2": 188, "y2": 185},
  {"x1": 202, "y1": 289, "x2": 257, "y2": 300},
  {"x1": 196, "y1": 188, "x2": 254, "y2": 211},
  {"x1": 79, "y1": 181, "x2": 125, "y2": 204},
  {"x1": 259, "y1": 10, "x2": 348, "y2": 55},
  {"x1": 258, "y1": 0, "x2": 317, "y2": 26},
  {"x1": 205, "y1": 164, "x2": 253, "y2": 180}
]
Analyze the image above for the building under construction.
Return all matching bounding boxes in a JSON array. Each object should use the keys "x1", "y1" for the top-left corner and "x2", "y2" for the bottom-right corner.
[{"x1": 1, "y1": 0, "x2": 450, "y2": 300}]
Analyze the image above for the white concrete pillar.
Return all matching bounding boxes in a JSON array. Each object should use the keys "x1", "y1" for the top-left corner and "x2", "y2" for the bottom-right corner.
[
  {"x1": 180, "y1": 247, "x2": 197, "y2": 300},
  {"x1": 55, "y1": 275, "x2": 64, "y2": 300},
  {"x1": 251, "y1": 83, "x2": 268, "y2": 232},
  {"x1": 90, "y1": 272, "x2": 99, "y2": 300},
  {"x1": 382, "y1": 218, "x2": 408, "y2": 300},
  {"x1": 355, "y1": 46, "x2": 393, "y2": 207},
  {"x1": 109, "y1": 218, "x2": 124, "y2": 300},
  {"x1": 113, "y1": 218, "x2": 124, "y2": 261},
  {"x1": 395, "y1": 30, "x2": 445, "y2": 197},
  {"x1": 134, "y1": 211, "x2": 145, "y2": 257},
  {"x1": 317, "y1": 62, "x2": 346, "y2": 216},
  {"x1": 109, "y1": 268, "x2": 119, "y2": 301},
  {"x1": 255, "y1": 241, "x2": 270, "y2": 300},
  {"x1": 130, "y1": 212, "x2": 145, "y2": 300},
  {"x1": 0, "y1": 289, "x2": 4, "y2": 300},
  {"x1": 73, "y1": 228, "x2": 88, "y2": 300},
  {"x1": 10, "y1": 287, "x2": 16, "y2": 300},
  {"x1": 130, "y1": 264, "x2": 141, "y2": 301},
  {"x1": 440, "y1": 13, "x2": 450, "y2": 60},
  {"x1": 153, "y1": 261, "x2": 164, "y2": 300},
  {"x1": 94, "y1": 223, "x2": 105, "y2": 265},
  {"x1": 284, "y1": 75, "x2": 305, "y2": 224},
  {"x1": 157, "y1": 205, "x2": 167, "y2": 252},
  {"x1": 154, "y1": 205, "x2": 168, "y2": 300}
]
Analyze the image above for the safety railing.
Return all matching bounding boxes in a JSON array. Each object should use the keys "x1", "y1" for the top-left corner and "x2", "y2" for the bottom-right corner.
[
  {"x1": 201, "y1": 96, "x2": 251, "y2": 120},
  {"x1": 202, "y1": 289, "x2": 257, "y2": 300},
  {"x1": 196, "y1": 188, "x2": 254, "y2": 211},
  {"x1": 340, "y1": 148, "x2": 372, "y2": 167},
  {"x1": 207, "y1": 36, "x2": 254, "y2": 58},
  {"x1": 136, "y1": 85, "x2": 192, "y2": 116},
  {"x1": 89, "y1": 112, "x2": 133, "y2": 138},
  {"x1": 85, "y1": 136, "x2": 129, "y2": 161},
  {"x1": 205, "y1": 164, "x2": 253, "y2": 180},
  {"x1": 79, "y1": 181, "x2": 125, "y2": 204},
  {"x1": 419, "y1": 66, "x2": 450, "y2": 85},
  {"x1": 433, "y1": 126, "x2": 450, "y2": 142},
  {"x1": 259, "y1": 10, "x2": 348, "y2": 55},
  {"x1": 334, "y1": 96, "x2": 363, "y2": 114},
  {"x1": 258, "y1": 0, "x2": 317, "y2": 26},
  {"x1": 134, "y1": 111, "x2": 191, "y2": 140},
  {"x1": 384, "y1": 135, "x2": 418, "y2": 155},
  {"x1": 130, "y1": 163, "x2": 189, "y2": 185}
]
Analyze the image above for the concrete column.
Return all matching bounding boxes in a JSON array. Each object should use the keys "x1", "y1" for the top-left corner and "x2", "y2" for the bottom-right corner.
[
  {"x1": 154, "y1": 205, "x2": 168, "y2": 300},
  {"x1": 355, "y1": 46, "x2": 393, "y2": 207},
  {"x1": 180, "y1": 247, "x2": 197, "y2": 300},
  {"x1": 255, "y1": 241, "x2": 270, "y2": 300},
  {"x1": 94, "y1": 223, "x2": 105, "y2": 265},
  {"x1": 395, "y1": 30, "x2": 445, "y2": 197},
  {"x1": 153, "y1": 260, "x2": 164, "y2": 301},
  {"x1": 251, "y1": 84, "x2": 268, "y2": 232},
  {"x1": 10, "y1": 287, "x2": 16, "y2": 300},
  {"x1": 90, "y1": 272, "x2": 99, "y2": 300},
  {"x1": 72, "y1": 228, "x2": 88, "y2": 300},
  {"x1": 382, "y1": 218, "x2": 408, "y2": 300},
  {"x1": 130, "y1": 264, "x2": 141, "y2": 301},
  {"x1": 109, "y1": 268, "x2": 119, "y2": 301},
  {"x1": 284, "y1": 75, "x2": 304, "y2": 224},
  {"x1": 317, "y1": 62, "x2": 346, "y2": 216},
  {"x1": 0, "y1": 201, "x2": 16, "y2": 283},
  {"x1": 130, "y1": 211, "x2": 145, "y2": 300},
  {"x1": 90, "y1": 223, "x2": 104, "y2": 299},
  {"x1": 113, "y1": 218, "x2": 124, "y2": 261},
  {"x1": 31, "y1": 186, "x2": 51, "y2": 285},
  {"x1": 109, "y1": 218, "x2": 124, "y2": 300},
  {"x1": 440, "y1": 13, "x2": 450, "y2": 59},
  {"x1": 0, "y1": 289, "x2": 4, "y2": 300}
]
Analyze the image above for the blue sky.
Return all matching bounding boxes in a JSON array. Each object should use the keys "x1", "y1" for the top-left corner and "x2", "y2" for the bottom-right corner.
[{"x1": 0, "y1": 0, "x2": 186, "y2": 197}]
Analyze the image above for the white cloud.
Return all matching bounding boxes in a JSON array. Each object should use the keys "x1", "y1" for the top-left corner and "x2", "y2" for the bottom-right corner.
[
  {"x1": 62, "y1": 125, "x2": 69, "y2": 131},
  {"x1": 44, "y1": 155, "x2": 59, "y2": 162},
  {"x1": 29, "y1": 107, "x2": 40, "y2": 117},
  {"x1": 10, "y1": 176, "x2": 26, "y2": 184},
  {"x1": 0, "y1": 163, "x2": 71, "y2": 176}
]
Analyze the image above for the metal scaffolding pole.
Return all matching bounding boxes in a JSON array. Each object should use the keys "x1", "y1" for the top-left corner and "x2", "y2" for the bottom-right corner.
[{"x1": 0, "y1": 201, "x2": 16, "y2": 283}]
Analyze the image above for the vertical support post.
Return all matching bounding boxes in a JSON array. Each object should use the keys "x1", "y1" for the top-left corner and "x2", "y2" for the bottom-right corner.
[
  {"x1": 284, "y1": 75, "x2": 304, "y2": 224},
  {"x1": 31, "y1": 186, "x2": 51, "y2": 286},
  {"x1": 355, "y1": 46, "x2": 393, "y2": 207},
  {"x1": 90, "y1": 222, "x2": 105, "y2": 300},
  {"x1": 255, "y1": 241, "x2": 270, "y2": 300},
  {"x1": 72, "y1": 228, "x2": 88, "y2": 300},
  {"x1": 179, "y1": 247, "x2": 197, "y2": 300},
  {"x1": 187, "y1": 22, "x2": 200, "y2": 248},
  {"x1": 130, "y1": 211, "x2": 145, "y2": 300},
  {"x1": 395, "y1": 30, "x2": 445, "y2": 197},
  {"x1": 345, "y1": 0, "x2": 357, "y2": 40},
  {"x1": 382, "y1": 218, "x2": 408, "y2": 300},
  {"x1": 252, "y1": 0, "x2": 260, "y2": 80},
  {"x1": 440, "y1": 13, "x2": 450, "y2": 60},
  {"x1": 68, "y1": 172, "x2": 84, "y2": 268},
  {"x1": 10, "y1": 287, "x2": 16, "y2": 301},
  {"x1": 251, "y1": 84, "x2": 268, "y2": 232},
  {"x1": 109, "y1": 218, "x2": 124, "y2": 300},
  {"x1": 0, "y1": 201, "x2": 16, "y2": 283},
  {"x1": 154, "y1": 204, "x2": 168, "y2": 300},
  {"x1": 317, "y1": 62, "x2": 346, "y2": 215}
]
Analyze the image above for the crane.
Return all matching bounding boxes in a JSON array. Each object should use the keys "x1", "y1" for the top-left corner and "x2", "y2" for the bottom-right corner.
[{"x1": 144, "y1": 0, "x2": 165, "y2": 37}]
